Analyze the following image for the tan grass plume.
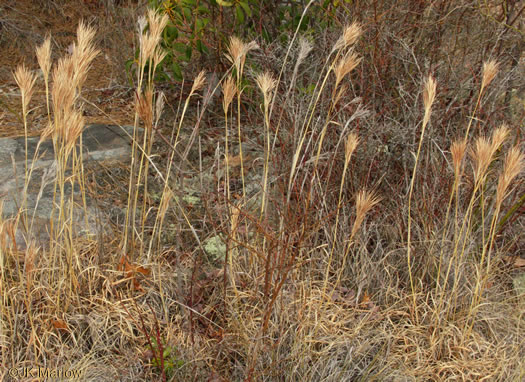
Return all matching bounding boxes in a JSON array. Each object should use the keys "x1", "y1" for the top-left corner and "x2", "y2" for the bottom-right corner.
[
  {"x1": 222, "y1": 76, "x2": 237, "y2": 113},
  {"x1": 344, "y1": 132, "x2": 359, "y2": 167},
  {"x1": 481, "y1": 60, "x2": 499, "y2": 90},
  {"x1": 255, "y1": 72, "x2": 277, "y2": 108},
  {"x1": 226, "y1": 36, "x2": 259, "y2": 74},
  {"x1": 496, "y1": 146, "x2": 524, "y2": 206},
  {"x1": 352, "y1": 189, "x2": 380, "y2": 237},
  {"x1": 36, "y1": 36, "x2": 52, "y2": 82},
  {"x1": 333, "y1": 52, "x2": 361, "y2": 90},
  {"x1": 333, "y1": 22, "x2": 362, "y2": 52},
  {"x1": 14, "y1": 65, "x2": 37, "y2": 113},
  {"x1": 450, "y1": 139, "x2": 467, "y2": 179}
]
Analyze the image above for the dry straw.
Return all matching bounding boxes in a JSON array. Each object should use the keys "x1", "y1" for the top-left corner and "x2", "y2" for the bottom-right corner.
[{"x1": 407, "y1": 74, "x2": 437, "y2": 321}]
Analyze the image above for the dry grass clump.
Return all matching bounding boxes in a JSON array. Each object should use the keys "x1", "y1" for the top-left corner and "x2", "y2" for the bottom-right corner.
[{"x1": 1, "y1": 4, "x2": 524, "y2": 382}]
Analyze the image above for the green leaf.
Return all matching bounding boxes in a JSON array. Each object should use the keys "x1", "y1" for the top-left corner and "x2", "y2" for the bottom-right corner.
[
  {"x1": 239, "y1": 1, "x2": 252, "y2": 17},
  {"x1": 195, "y1": 39, "x2": 203, "y2": 53},
  {"x1": 196, "y1": 5, "x2": 209, "y2": 14},
  {"x1": 262, "y1": 28, "x2": 271, "y2": 42},
  {"x1": 196, "y1": 39, "x2": 209, "y2": 54},
  {"x1": 165, "y1": 26, "x2": 178, "y2": 41},
  {"x1": 125, "y1": 59, "x2": 136, "y2": 86},
  {"x1": 216, "y1": 0, "x2": 233, "y2": 7},
  {"x1": 173, "y1": 42, "x2": 187, "y2": 53},
  {"x1": 156, "y1": 71, "x2": 171, "y2": 83},
  {"x1": 195, "y1": 18, "x2": 204, "y2": 33},
  {"x1": 235, "y1": 4, "x2": 245, "y2": 24},
  {"x1": 183, "y1": 6, "x2": 192, "y2": 20},
  {"x1": 185, "y1": 45, "x2": 192, "y2": 60},
  {"x1": 172, "y1": 62, "x2": 183, "y2": 81}
]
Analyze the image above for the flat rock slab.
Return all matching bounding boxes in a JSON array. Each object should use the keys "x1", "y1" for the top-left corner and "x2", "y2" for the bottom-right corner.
[{"x1": 0, "y1": 124, "x2": 139, "y2": 250}]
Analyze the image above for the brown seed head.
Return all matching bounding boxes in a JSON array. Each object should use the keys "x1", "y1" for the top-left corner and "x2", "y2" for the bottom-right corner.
[
  {"x1": 155, "y1": 91, "x2": 165, "y2": 125},
  {"x1": 135, "y1": 89, "x2": 154, "y2": 129},
  {"x1": 450, "y1": 139, "x2": 467, "y2": 179},
  {"x1": 333, "y1": 23, "x2": 362, "y2": 51},
  {"x1": 222, "y1": 76, "x2": 237, "y2": 113},
  {"x1": 496, "y1": 146, "x2": 524, "y2": 206},
  {"x1": 147, "y1": 8, "x2": 169, "y2": 43},
  {"x1": 491, "y1": 124, "x2": 509, "y2": 151},
  {"x1": 51, "y1": 57, "x2": 76, "y2": 118},
  {"x1": 225, "y1": 36, "x2": 259, "y2": 74},
  {"x1": 344, "y1": 132, "x2": 359, "y2": 166},
  {"x1": 352, "y1": 189, "x2": 380, "y2": 237},
  {"x1": 481, "y1": 60, "x2": 499, "y2": 90},
  {"x1": 255, "y1": 72, "x2": 277, "y2": 108},
  {"x1": 152, "y1": 47, "x2": 167, "y2": 70},
  {"x1": 14, "y1": 65, "x2": 37, "y2": 113},
  {"x1": 64, "y1": 108, "x2": 85, "y2": 150},
  {"x1": 191, "y1": 70, "x2": 207, "y2": 95},
  {"x1": 333, "y1": 52, "x2": 361, "y2": 89},
  {"x1": 36, "y1": 36, "x2": 52, "y2": 81},
  {"x1": 471, "y1": 136, "x2": 495, "y2": 183},
  {"x1": 71, "y1": 21, "x2": 99, "y2": 89},
  {"x1": 422, "y1": 75, "x2": 437, "y2": 127}
]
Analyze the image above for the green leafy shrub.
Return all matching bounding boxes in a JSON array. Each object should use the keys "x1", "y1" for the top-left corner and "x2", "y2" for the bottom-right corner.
[{"x1": 128, "y1": 0, "x2": 349, "y2": 83}]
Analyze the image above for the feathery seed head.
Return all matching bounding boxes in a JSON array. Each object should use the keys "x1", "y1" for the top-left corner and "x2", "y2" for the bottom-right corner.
[
  {"x1": 64, "y1": 108, "x2": 85, "y2": 150},
  {"x1": 36, "y1": 36, "x2": 52, "y2": 81},
  {"x1": 138, "y1": 11, "x2": 168, "y2": 65},
  {"x1": 191, "y1": 70, "x2": 207, "y2": 94},
  {"x1": 481, "y1": 60, "x2": 499, "y2": 90},
  {"x1": 137, "y1": 15, "x2": 147, "y2": 35},
  {"x1": 256, "y1": 72, "x2": 277, "y2": 108},
  {"x1": 70, "y1": 22, "x2": 99, "y2": 90},
  {"x1": 334, "y1": 52, "x2": 361, "y2": 89},
  {"x1": 491, "y1": 124, "x2": 509, "y2": 151},
  {"x1": 352, "y1": 189, "x2": 380, "y2": 237},
  {"x1": 155, "y1": 91, "x2": 165, "y2": 125},
  {"x1": 226, "y1": 36, "x2": 259, "y2": 74},
  {"x1": 450, "y1": 139, "x2": 467, "y2": 178},
  {"x1": 496, "y1": 146, "x2": 524, "y2": 206},
  {"x1": 135, "y1": 89, "x2": 153, "y2": 129},
  {"x1": 147, "y1": 8, "x2": 169, "y2": 42},
  {"x1": 297, "y1": 37, "x2": 313, "y2": 64},
  {"x1": 344, "y1": 132, "x2": 359, "y2": 166},
  {"x1": 152, "y1": 47, "x2": 167, "y2": 70},
  {"x1": 39, "y1": 121, "x2": 55, "y2": 142},
  {"x1": 333, "y1": 22, "x2": 362, "y2": 52},
  {"x1": 76, "y1": 21, "x2": 96, "y2": 57},
  {"x1": 222, "y1": 76, "x2": 236, "y2": 113},
  {"x1": 51, "y1": 57, "x2": 76, "y2": 117},
  {"x1": 13, "y1": 65, "x2": 37, "y2": 112},
  {"x1": 423, "y1": 75, "x2": 437, "y2": 112},
  {"x1": 140, "y1": 33, "x2": 158, "y2": 65},
  {"x1": 422, "y1": 75, "x2": 437, "y2": 129},
  {"x1": 471, "y1": 136, "x2": 494, "y2": 183}
]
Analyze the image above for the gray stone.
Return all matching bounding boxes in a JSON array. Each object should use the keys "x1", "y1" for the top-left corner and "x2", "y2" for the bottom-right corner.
[{"x1": 0, "y1": 124, "x2": 139, "y2": 250}]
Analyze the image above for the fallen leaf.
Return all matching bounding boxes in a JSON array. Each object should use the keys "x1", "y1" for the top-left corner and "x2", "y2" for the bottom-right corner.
[
  {"x1": 513, "y1": 257, "x2": 525, "y2": 268},
  {"x1": 504, "y1": 256, "x2": 525, "y2": 268},
  {"x1": 51, "y1": 319, "x2": 69, "y2": 331}
]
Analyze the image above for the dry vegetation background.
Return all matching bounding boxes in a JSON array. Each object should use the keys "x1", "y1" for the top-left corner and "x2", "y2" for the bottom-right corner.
[{"x1": 0, "y1": 0, "x2": 524, "y2": 381}]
